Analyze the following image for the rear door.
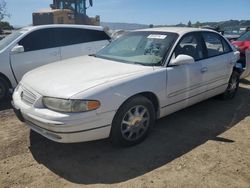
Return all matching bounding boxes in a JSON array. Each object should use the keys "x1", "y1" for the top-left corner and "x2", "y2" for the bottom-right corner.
[
  {"x1": 10, "y1": 28, "x2": 61, "y2": 82},
  {"x1": 200, "y1": 32, "x2": 234, "y2": 98},
  {"x1": 59, "y1": 28, "x2": 110, "y2": 60}
]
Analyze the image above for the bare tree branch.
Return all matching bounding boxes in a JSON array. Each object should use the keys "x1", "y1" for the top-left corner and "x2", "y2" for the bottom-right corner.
[{"x1": 0, "y1": 0, "x2": 10, "y2": 21}]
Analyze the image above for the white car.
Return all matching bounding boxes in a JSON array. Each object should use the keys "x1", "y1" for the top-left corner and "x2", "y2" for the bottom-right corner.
[
  {"x1": 13, "y1": 27, "x2": 240, "y2": 146},
  {"x1": 0, "y1": 24, "x2": 110, "y2": 100}
]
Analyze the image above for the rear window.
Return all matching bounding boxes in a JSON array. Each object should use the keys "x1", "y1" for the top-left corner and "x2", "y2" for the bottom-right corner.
[{"x1": 57, "y1": 28, "x2": 110, "y2": 46}]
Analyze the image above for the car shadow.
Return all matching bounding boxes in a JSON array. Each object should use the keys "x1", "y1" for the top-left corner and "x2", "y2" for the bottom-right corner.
[
  {"x1": 29, "y1": 86, "x2": 250, "y2": 185},
  {"x1": 0, "y1": 97, "x2": 12, "y2": 111}
]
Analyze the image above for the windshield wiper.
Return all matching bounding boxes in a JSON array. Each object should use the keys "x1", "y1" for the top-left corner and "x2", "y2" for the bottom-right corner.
[
  {"x1": 89, "y1": 54, "x2": 96, "y2": 57},
  {"x1": 133, "y1": 62, "x2": 147, "y2": 66},
  {"x1": 133, "y1": 62, "x2": 159, "y2": 66}
]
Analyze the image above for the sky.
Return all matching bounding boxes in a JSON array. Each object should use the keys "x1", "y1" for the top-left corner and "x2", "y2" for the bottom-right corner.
[{"x1": 3, "y1": 0, "x2": 250, "y2": 26}]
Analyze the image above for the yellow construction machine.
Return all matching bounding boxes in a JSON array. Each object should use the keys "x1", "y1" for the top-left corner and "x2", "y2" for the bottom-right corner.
[{"x1": 33, "y1": 0, "x2": 100, "y2": 26}]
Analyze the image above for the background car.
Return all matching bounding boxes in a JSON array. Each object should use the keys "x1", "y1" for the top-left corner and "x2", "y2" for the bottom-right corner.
[
  {"x1": 0, "y1": 24, "x2": 111, "y2": 100},
  {"x1": 231, "y1": 31, "x2": 250, "y2": 78},
  {"x1": 232, "y1": 31, "x2": 250, "y2": 65},
  {"x1": 13, "y1": 27, "x2": 239, "y2": 146}
]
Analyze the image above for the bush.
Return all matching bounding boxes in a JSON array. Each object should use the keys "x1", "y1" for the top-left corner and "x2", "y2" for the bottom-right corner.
[{"x1": 0, "y1": 21, "x2": 13, "y2": 30}]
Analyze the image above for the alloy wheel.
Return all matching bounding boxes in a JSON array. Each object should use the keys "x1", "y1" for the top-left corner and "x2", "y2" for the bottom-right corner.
[{"x1": 120, "y1": 105, "x2": 150, "y2": 141}]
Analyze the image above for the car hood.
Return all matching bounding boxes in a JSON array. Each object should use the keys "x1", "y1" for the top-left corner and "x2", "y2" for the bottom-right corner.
[{"x1": 22, "y1": 55, "x2": 154, "y2": 98}]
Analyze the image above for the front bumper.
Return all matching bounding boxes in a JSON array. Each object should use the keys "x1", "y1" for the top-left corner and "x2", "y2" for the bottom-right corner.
[{"x1": 12, "y1": 86, "x2": 115, "y2": 143}]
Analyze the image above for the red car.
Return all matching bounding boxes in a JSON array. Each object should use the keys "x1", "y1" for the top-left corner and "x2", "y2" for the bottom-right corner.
[{"x1": 232, "y1": 31, "x2": 250, "y2": 67}]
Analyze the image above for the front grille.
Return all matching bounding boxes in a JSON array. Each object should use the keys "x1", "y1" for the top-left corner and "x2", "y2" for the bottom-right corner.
[{"x1": 20, "y1": 86, "x2": 37, "y2": 106}]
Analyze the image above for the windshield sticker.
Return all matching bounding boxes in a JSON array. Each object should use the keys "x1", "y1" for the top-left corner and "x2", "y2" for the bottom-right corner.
[{"x1": 147, "y1": 34, "x2": 167, "y2": 39}]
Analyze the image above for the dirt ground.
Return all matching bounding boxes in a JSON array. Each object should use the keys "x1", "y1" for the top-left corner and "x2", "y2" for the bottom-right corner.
[{"x1": 1, "y1": 81, "x2": 250, "y2": 188}]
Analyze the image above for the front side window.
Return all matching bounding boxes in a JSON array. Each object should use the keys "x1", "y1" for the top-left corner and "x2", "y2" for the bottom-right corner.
[
  {"x1": 18, "y1": 29, "x2": 58, "y2": 52},
  {"x1": 202, "y1": 32, "x2": 224, "y2": 57},
  {"x1": 96, "y1": 31, "x2": 178, "y2": 66},
  {"x1": 174, "y1": 34, "x2": 203, "y2": 61}
]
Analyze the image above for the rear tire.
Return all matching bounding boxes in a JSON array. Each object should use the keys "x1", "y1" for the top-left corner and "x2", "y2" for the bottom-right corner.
[
  {"x1": 0, "y1": 77, "x2": 9, "y2": 101},
  {"x1": 220, "y1": 71, "x2": 240, "y2": 100},
  {"x1": 111, "y1": 95, "x2": 155, "y2": 147}
]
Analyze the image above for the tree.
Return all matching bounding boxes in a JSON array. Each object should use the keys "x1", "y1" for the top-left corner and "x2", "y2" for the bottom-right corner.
[
  {"x1": 149, "y1": 24, "x2": 154, "y2": 28},
  {"x1": 194, "y1": 21, "x2": 201, "y2": 28},
  {"x1": 176, "y1": 22, "x2": 186, "y2": 27},
  {"x1": 188, "y1": 20, "x2": 192, "y2": 27},
  {"x1": 0, "y1": 0, "x2": 9, "y2": 22},
  {"x1": 0, "y1": 21, "x2": 13, "y2": 30}
]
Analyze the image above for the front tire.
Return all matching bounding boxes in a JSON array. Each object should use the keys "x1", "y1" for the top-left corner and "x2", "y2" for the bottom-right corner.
[
  {"x1": 111, "y1": 96, "x2": 155, "y2": 147},
  {"x1": 220, "y1": 71, "x2": 240, "y2": 100},
  {"x1": 0, "y1": 77, "x2": 9, "y2": 101}
]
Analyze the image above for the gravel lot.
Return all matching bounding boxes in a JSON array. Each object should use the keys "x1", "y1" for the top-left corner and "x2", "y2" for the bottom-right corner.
[{"x1": 1, "y1": 80, "x2": 250, "y2": 188}]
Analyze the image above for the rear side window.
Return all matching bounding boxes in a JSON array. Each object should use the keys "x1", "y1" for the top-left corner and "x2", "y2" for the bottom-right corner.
[
  {"x1": 57, "y1": 28, "x2": 110, "y2": 46},
  {"x1": 89, "y1": 29, "x2": 111, "y2": 41},
  {"x1": 221, "y1": 38, "x2": 232, "y2": 53},
  {"x1": 19, "y1": 28, "x2": 58, "y2": 52},
  {"x1": 202, "y1": 32, "x2": 224, "y2": 57}
]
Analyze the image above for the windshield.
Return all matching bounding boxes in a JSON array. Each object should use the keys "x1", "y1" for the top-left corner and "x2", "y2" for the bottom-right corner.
[
  {"x1": 0, "y1": 30, "x2": 23, "y2": 51},
  {"x1": 237, "y1": 31, "x2": 250, "y2": 41},
  {"x1": 96, "y1": 31, "x2": 178, "y2": 66}
]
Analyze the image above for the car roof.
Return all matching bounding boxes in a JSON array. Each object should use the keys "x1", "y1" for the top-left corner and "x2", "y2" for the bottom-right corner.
[
  {"x1": 136, "y1": 27, "x2": 216, "y2": 35},
  {"x1": 21, "y1": 24, "x2": 104, "y2": 32}
]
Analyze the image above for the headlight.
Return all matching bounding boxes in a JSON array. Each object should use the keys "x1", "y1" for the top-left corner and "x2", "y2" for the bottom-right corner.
[{"x1": 42, "y1": 97, "x2": 101, "y2": 113}]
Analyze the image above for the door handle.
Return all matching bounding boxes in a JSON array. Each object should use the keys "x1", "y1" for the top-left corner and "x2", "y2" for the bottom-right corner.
[{"x1": 201, "y1": 67, "x2": 208, "y2": 73}]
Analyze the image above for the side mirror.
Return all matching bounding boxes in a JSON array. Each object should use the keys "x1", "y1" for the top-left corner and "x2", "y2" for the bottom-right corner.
[
  {"x1": 11, "y1": 45, "x2": 24, "y2": 54},
  {"x1": 171, "y1": 54, "x2": 195, "y2": 66}
]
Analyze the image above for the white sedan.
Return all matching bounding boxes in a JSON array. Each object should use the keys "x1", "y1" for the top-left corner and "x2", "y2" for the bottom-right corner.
[{"x1": 12, "y1": 27, "x2": 240, "y2": 146}]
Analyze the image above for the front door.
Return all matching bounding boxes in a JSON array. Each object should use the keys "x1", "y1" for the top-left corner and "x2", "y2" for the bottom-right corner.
[
  {"x1": 10, "y1": 28, "x2": 61, "y2": 82},
  {"x1": 164, "y1": 33, "x2": 206, "y2": 115}
]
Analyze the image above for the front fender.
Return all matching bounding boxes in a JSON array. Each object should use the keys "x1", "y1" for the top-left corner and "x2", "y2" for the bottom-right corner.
[{"x1": 73, "y1": 68, "x2": 167, "y2": 114}]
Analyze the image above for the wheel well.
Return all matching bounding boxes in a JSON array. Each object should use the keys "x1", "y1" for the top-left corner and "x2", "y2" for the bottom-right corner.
[
  {"x1": 0, "y1": 73, "x2": 12, "y2": 89},
  {"x1": 124, "y1": 92, "x2": 160, "y2": 118},
  {"x1": 233, "y1": 65, "x2": 244, "y2": 75}
]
